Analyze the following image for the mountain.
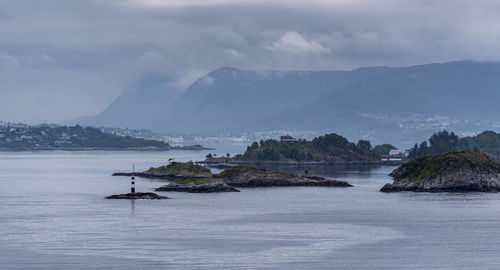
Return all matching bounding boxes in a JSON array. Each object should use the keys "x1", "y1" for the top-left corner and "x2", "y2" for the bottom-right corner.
[
  {"x1": 75, "y1": 72, "x2": 182, "y2": 129},
  {"x1": 255, "y1": 61, "x2": 500, "y2": 145},
  {"x1": 76, "y1": 61, "x2": 500, "y2": 147},
  {"x1": 162, "y1": 66, "x2": 393, "y2": 132},
  {"x1": 303, "y1": 61, "x2": 500, "y2": 119}
]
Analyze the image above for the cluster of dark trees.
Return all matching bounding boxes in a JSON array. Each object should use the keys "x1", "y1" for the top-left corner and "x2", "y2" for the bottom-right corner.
[
  {"x1": 372, "y1": 144, "x2": 397, "y2": 155},
  {"x1": 241, "y1": 133, "x2": 377, "y2": 161},
  {"x1": 408, "y1": 130, "x2": 500, "y2": 160},
  {"x1": 242, "y1": 129, "x2": 500, "y2": 162},
  {"x1": 408, "y1": 130, "x2": 459, "y2": 159},
  {"x1": 244, "y1": 139, "x2": 311, "y2": 161}
]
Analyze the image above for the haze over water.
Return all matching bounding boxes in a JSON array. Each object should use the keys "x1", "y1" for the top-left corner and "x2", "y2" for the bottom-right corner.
[{"x1": 1, "y1": 150, "x2": 500, "y2": 269}]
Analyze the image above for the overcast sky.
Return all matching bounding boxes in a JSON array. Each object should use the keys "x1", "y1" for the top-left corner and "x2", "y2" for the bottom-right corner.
[{"x1": 2, "y1": 0, "x2": 500, "y2": 123}]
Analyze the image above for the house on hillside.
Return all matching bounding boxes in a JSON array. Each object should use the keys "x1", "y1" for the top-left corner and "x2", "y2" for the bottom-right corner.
[
  {"x1": 389, "y1": 149, "x2": 407, "y2": 156},
  {"x1": 381, "y1": 149, "x2": 409, "y2": 162},
  {"x1": 280, "y1": 135, "x2": 298, "y2": 142}
]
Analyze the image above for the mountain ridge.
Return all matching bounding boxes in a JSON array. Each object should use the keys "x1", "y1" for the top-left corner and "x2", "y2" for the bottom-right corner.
[{"x1": 75, "y1": 60, "x2": 500, "y2": 146}]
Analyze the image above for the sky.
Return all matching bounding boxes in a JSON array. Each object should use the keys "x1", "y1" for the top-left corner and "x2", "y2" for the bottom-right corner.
[{"x1": 2, "y1": 0, "x2": 500, "y2": 123}]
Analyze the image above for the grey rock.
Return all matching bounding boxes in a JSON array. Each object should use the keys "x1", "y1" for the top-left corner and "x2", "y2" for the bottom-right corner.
[
  {"x1": 105, "y1": 192, "x2": 169, "y2": 199},
  {"x1": 156, "y1": 179, "x2": 240, "y2": 193},
  {"x1": 381, "y1": 150, "x2": 500, "y2": 193}
]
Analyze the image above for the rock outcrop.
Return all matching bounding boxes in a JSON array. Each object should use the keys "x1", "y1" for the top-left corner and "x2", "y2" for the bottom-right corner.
[
  {"x1": 113, "y1": 161, "x2": 212, "y2": 180},
  {"x1": 113, "y1": 161, "x2": 352, "y2": 193},
  {"x1": 380, "y1": 150, "x2": 500, "y2": 192},
  {"x1": 105, "y1": 192, "x2": 169, "y2": 199},
  {"x1": 154, "y1": 166, "x2": 352, "y2": 193},
  {"x1": 156, "y1": 178, "x2": 239, "y2": 193},
  {"x1": 217, "y1": 166, "x2": 352, "y2": 188}
]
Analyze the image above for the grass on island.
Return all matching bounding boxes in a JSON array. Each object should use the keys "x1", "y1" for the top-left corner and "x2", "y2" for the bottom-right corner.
[
  {"x1": 396, "y1": 149, "x2": 500, "y2": 181},
  {"x1": 147, "y1": 161, "x2": 211, "y2": 175}
]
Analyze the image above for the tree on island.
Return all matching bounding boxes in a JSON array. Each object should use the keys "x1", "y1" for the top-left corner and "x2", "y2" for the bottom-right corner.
[
  {"x1": 239, "y1": 133, "x2": 379, "y2": 162},
  {"x1": 409, "y1": 130, "x2": 459, "y2": 159},
  {"x1": 247, "y1": 142, "x2": 259, "y2": 152},
  {"x1": 406, "y1": 130, "x2": 500, "y2": 160},
  {"x1": 357, "y1": 140, "x2": 372, "y2": 152},
  {"x1": 373, "y1": 144, "x2": 397, "y2": 155}
]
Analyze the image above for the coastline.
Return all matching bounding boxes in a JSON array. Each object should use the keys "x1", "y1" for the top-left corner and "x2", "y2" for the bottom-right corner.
[
  {"x1": 199, "y1": 159, "x2": 405, "y2": 166},
  {"x1": 0, "y1": 146, "x2": 215, "y2": 152}
]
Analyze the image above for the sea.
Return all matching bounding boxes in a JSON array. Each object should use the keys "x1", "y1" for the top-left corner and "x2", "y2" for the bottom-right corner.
[{"x1": 1, "y1": 144, "x2": 500, "y2": 269}]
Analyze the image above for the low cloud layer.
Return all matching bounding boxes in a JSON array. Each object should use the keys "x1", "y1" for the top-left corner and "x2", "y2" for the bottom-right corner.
[
  {"x1": 1, "y1": 0, "x2": 500, "y2": 123},
  {"x1": 267, "y1": 32, "x2": 331, "y2": 56}
]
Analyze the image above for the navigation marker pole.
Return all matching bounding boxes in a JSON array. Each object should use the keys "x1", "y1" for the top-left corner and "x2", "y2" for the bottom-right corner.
[{"x1": 131, "y1": 164, "x2": 136, "y2": 193}]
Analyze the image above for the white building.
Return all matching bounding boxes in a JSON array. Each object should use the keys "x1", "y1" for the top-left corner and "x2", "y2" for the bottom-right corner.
[{"x1": 389, "y1": 149, "x2": 407, "y2": 156}]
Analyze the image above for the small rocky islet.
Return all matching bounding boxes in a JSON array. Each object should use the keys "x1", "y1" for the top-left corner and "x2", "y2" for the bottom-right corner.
[
  {"x1": 113, "y1": 163, "x2": 352, "y2": 193},
  {"x1": 105, "y1": 192, "x2": 168, "y2": 200},
  {"x1": 110, "y1": 149, "x2": 500, "y2": 196},
  {"x1": 216, "y1": 166, "x2": 352, "y2": 188},
  {"x1": 156, "y1": 166, "x2": 352, "y2": 193},
  {"x1": 156, "y1": 178, "x2": 239, "y2": 193},
  {"x1": 113, "y1": 161, "x2": 212, "y2": 180},
  {"x1": 381, "y1": 150, "x2": 500, "y2": 193}
]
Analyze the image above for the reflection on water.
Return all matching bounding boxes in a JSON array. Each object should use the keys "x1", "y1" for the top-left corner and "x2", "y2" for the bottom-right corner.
[{"x1": 1, "y1": 151, "x2": 500, "y2": 269}]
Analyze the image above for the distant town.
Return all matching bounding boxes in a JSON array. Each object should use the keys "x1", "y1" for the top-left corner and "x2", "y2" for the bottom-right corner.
[
  {"x1": 101, "y1": 126, "x2": 319, "y2": 146},
  {"x1": 0, "y1": 122, "x2": 412, "y2": 159},
  {"x1": 0, "y1": 122, "x2": 207, "y2": 151}
]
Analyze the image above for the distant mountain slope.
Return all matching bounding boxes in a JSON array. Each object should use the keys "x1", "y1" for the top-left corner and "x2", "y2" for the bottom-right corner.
[
  {"x1": 75, "y1": 72, "x2": 182, "y2": 129},
  {"x1": 163, "y1": 66, "x2": 394, "y2": 132},
  {"x1": 315, "y1": 61, "x2": 500, "y2": 119},
  {"x1": 75, "y1": 61, "x2": 500, "y2": 147},
  {"x1": 253, "y1": 61, "x2": 500, "y2": 145}
]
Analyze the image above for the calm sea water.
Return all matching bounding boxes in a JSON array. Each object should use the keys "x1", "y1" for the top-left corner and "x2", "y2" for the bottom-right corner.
[{"x1": 1, "y1": 149, "x2": 500, "y2": 269}]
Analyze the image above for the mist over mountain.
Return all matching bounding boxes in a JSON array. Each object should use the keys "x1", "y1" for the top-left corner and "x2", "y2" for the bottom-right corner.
[
  {"x1": 77, "y1": 61, "x2": 500, "y2": 147},
  {"x1": 76, "y1": 72, "x2": 182, "y2": 129},
  {"x1": 164, "y1": 66, "x2": 394, "y2": 132},
  {"x1": 249, "y1": 61, "x2": 500, "y2": 145}
]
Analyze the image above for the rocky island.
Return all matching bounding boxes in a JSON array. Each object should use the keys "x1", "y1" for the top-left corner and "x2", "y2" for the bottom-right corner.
[
  {"x1": 202, "y1": 133, "x2": 381, "y2": 166},
  {"x1": 156, "y1": 178, "x2": 239, "y2": 193},
  {"x1": 154, "y1": 165, "x2": 352, "y2": 193},
  {"x1": 218, "y1": 166, "x2": 353, "y2": 188},
  {"x1": 380, "y1": 150, "x2": 500, "y2": 192},
  {"x1": 105, "y1": 192, "x2": 168, "y2": 199},
  {"x1": 113, "y1": 161, "x2": 212, "y2": 180}
]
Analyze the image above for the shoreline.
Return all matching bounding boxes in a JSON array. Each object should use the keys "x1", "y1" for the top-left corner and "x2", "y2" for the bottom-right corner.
[
  {"x1": 0, "y1": 146, "x2": 215, "y2": 152},
  {"x1": 199, "y1": 159, "x2": 405, "y2": 166}
]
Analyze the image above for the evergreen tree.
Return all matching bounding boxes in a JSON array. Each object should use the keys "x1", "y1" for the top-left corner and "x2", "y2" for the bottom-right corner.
[{"x1": 357, "y1": 140, "x2": 372, "y2": 152}]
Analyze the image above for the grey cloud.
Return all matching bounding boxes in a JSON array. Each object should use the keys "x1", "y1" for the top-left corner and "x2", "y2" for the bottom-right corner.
[
  {"x1": 267, "y1": 32, "x2": 331, "y2": 56},
  {"x1": 1, "y1": 0, "x2": 500, "y2": 122}
]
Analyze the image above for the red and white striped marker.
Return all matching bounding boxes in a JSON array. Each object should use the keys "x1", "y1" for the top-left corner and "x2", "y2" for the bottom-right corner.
[{"x1": 131, "y1": 164, "x2": 136, "y2": 193}]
